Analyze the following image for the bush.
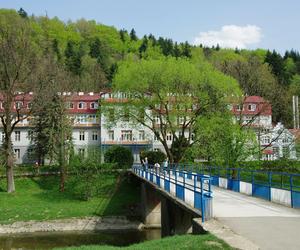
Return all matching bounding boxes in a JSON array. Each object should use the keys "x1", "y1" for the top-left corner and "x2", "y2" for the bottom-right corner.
[
  {"x1": 140, "y1": 150, "x2": 166, "y2": 165},
  {"x1": 104, "y1": 145, "x2": 133, "y2": 169}
]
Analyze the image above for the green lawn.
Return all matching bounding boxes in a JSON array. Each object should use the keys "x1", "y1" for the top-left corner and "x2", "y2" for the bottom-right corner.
[
  {"x1": 0, "y1": 173, "x2": 140, "y2": 224},
  {"x1": 55, "y1": 234, "x2": 232, "y2": 250}
]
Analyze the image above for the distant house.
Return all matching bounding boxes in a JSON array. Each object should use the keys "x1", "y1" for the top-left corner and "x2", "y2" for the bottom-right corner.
[{"x1": 231, "y1": 96, "x2": 296, "y2": 160}]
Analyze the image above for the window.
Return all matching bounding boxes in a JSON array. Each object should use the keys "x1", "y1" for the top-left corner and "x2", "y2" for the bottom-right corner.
[
  {"x1": 236, "y1": 105, "x2": 243, "y2": 111},
  {"x1": 78, "y1": 102, "x2": 86, "y2": 109},
  {"x1": 178, "y1": 117, "x2": 185, "y2": 125},
  {"x1": 27, "y1": 130, "x2": 33, "y2": 141},
  {"x1": 88, "y1": 114, "x2": 97, "y2": 123},
  {"x1": 76, "y1": 115, "x2": 88, "y2": 124},
  {"x1": 2, "y1": 132, "x2": 5, "y2": 141},
  {"x1": 121, "y1": 130, "x2": 132, "y2": 141},
  {"x1": 108, "y1": 130, "x2": 114, "y2": 141},
  {"x1": 67, "y1": 102, "x2": 74, "y2": 109},
  {"x1": 154, "y1": 116, "x2": 160, "y2": 124},
  {"x1": 78, "y1": 148, "x2": 85, "y2": 157},
  {"x1": 0, "y1": 102, "x2": 3, "y2": 109},
  {"x1": 248, "y1": 104, "x2": 256, "y2": 111},
  {"x1": 90, "y1": 102, "x2": 98, "y2": 109},
  {"x1": 261, "y1": 136, "x2": 270, "y2": 144},
  {"x1": 79, "y1": 131, "x2": 85, "y2": 141},
  {"x1": 15, "y1": 131, "x2": 20, "y2": 141},
  {"x1": 282, "y1": 137, "x2": 289, "y2": 143},
  {"x1": 92, "y1": 131, "x2": 98, "y2": 141},
  {"x1": 166, "y1": 133, "x2": 172, "y2": 141},
  {"x1": 139, "y1": 130, "x2": 145, "y2": 141},
  {"x1": 154, "y1": 134, "x2": 159, "y2": 141},
  {"x1": 27, "y1": 102, "x2": 32, "y2": 109},
  {"x1": 15, "y1": 101, "x2": 23, "y2": 109},
  {"x1": 14, "y1": 149, "x2": 20, "y2": 159}
]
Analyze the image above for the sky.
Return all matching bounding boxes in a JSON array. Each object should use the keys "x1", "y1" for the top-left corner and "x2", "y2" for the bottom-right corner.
[{"x1": 0, "y1": 0, "x2": 299, "y2": 53}]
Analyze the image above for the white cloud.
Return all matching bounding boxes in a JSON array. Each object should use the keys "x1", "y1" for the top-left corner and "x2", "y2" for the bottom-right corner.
[{"x1": 193, "y1": 25, "x2": 262, "y2": 49}]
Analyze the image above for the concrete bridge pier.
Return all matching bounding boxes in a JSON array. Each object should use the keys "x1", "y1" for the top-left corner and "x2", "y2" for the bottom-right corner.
[
  {"x1": 141, "y1": 182, "x2": 194, "y2": 236},
  {"x1": 141, "y1": 183, "x2": 161, "y2": 228}
]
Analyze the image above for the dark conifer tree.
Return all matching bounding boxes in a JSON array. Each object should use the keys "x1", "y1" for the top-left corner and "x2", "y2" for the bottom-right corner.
[
  {"x1": 52, "y1": 39, "x2": 61, "y2": 61},
  {"x1": 181, "y1": 41, "x2": 192, "y2": 58},
  {"x1": 129, "y1": 28, "x2": 138, "y2": 41},
  {"x1": 138, "y1": 35, "x2": 148, "y2": 58},
  {"x1": 119, "y1": 29, "x2": 127, "y2": 43},
  {"x1": 18, "y1": 8, "x2": 28, "y2": 18},
  {"x1": 174, "y1": 42, "x2": 181, "y2": 58}
]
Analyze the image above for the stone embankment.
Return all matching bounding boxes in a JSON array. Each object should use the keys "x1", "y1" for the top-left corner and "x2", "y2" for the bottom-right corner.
[{"x1": 0, "y1": 216, "x2": 144, "y2": 234}]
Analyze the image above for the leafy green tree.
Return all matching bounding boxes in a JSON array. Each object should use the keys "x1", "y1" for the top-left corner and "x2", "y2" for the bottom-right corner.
[
  {"x1": 104, "y1": 57, "x2": 239, "y2": 163},
  {"x1": 104, "y1": 145, "x2": 133, "y2": 169},
  {"x1": 191, "y1": 112, "x2": 258, "y2": 166},
  {"x1": 0, "y1": 10, "x2": 38, "y2": 193},
  {"x1": 140, "y1": 150, "x2": 166, "y2": 165}
]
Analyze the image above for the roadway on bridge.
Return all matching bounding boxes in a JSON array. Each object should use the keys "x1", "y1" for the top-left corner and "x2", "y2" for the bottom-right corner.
[{"x1": 212, "y1": 186, "x2": 300, "y2": 250}]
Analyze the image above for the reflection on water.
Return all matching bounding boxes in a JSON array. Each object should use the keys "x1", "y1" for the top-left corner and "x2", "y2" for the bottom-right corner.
[{"x1": 0, "y1": 229, "x2": 161, "y2": 250}]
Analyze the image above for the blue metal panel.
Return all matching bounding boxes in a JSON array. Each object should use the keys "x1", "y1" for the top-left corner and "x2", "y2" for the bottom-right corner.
[
  {"x1": 164, "y1": 180, "x2": 170, "y2": 192},
  {"x1": 187, "y1": 172, "x2": 192, "y2": 179},
  {"x1": 156, "y1": 176, "x2": 160, "y2": 187},
  {"x1": 211, "y1": 176, "x2": 219, "y2": 186},
  {"x1": 227, "y1": 179, "x2": 240, "y2": 192},
  {"x1": 252, "y1": 183, "x2": 270, "y2": 200},
  {"x1": 150, "y1": 173, "x2": 153, "y2": 183},
  {"x1": 176, "y1": 184, "x2": 184, "y2": 201},
  {"x1": 179, "y1": 171, "x2": 184, "y2": 177},
  {"x1": 194, "y1": 191, "x2": 202, "y2": 209},
  {"x1": 292, "y1": 191, "x2": 300, "y2": 208}
]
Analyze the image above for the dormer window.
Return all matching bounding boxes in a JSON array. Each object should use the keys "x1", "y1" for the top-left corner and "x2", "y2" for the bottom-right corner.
[
  {"x1": 78, "y1": 102, "x2": 86, "y2": 109},
  {"x1": 248, "y1": 104, "x2": 256, "y2": 111},
  {"x1": 236, "y1": 105, "x2": 243, "y2": 111},
  {"x1": 90, "y1": 102, "x2": 98, "y2": 109},
  {"x1": 15, "y1": 101, "x2": 23, "y2": 109},
  {"x1": 67, "y1": 102, "x2": 74, "y2": 109}
]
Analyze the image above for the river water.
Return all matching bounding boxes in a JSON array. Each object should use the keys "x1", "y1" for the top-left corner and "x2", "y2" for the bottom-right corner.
[{"x1": 0, "y1": 229, "x2": 161, "y2": 250}]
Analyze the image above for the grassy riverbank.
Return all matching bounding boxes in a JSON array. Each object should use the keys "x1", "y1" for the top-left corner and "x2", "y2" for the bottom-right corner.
[
  {"x1": 55, "y1": 234, "x2": 232, "y2": 250},
  {"x1": 0, "y1": 173, "x2": 140, "y2": 224}
]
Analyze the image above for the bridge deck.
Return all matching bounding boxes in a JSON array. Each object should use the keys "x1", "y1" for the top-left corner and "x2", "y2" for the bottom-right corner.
[
  {"x1": 134, "y1": 166, "x2": 300, "y2": 249},
  {"x1": 213, "y1": 186, "x2": 300, "y2": 250}
]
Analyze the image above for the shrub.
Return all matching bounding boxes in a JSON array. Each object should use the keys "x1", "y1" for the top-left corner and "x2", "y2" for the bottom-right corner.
[
  {"x1": 140, "y1": 150, "x2": 166, "y2": 165},
  {"x1": 104, "y1": 145, "x2": 133, "y2": 169}
]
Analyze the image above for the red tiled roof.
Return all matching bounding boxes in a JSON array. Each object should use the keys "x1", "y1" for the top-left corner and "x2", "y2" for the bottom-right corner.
[{"x1": 232, "y1": 96, "x2": 272, "y2": 116}]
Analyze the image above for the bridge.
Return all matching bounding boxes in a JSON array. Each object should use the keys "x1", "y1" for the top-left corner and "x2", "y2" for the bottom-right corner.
[{"x1": 131, "y1": 164, "x2": 300, "y2": 250}]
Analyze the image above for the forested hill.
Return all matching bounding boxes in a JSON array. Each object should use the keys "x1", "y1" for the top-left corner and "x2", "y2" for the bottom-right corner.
[{"x1": 1, "y1": 8, "x2": 300, "y2": 127}]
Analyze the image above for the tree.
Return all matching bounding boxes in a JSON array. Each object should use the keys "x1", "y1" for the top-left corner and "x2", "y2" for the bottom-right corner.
[
  {"x1": 31, "y1": 55, "x2": 73, "y2": 191},
  {"x1": 104, "y1": 145, "x2": 133, "y2": 169},
  {"x1": 138, "y1": 35, "x2": 148, "y2": 58},
  {"x1": 0, "y1": 11, "x2": 38, "y2": 192},
  {"x1": 18, "y1": 8, "x2": 28, "y2": 18},
  {"x1": 104, "y1": 57, "x2": 240, "y2": 163},
  {"x1": 129, "y1": 28, "x2": 138, "y2": 41},
  {"x1": 191, "y1": 112, "x2": 257, "y2": 166}
]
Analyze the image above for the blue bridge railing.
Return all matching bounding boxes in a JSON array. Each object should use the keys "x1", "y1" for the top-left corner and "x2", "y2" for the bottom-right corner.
[
  {"x1": 132, "y1": 164, "x2": 213, "y2": 222},
  {"x1": 168, "y1": 164, "x2": 300, "y2": 209}
]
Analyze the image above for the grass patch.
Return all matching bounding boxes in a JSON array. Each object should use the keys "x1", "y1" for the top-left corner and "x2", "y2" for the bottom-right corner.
[
  {"x1": 0, "y1": 173, "x2": 140, "y2": 224},
  {"x1": 54, "y1": 234, "x2": 232, "y2": 250}
]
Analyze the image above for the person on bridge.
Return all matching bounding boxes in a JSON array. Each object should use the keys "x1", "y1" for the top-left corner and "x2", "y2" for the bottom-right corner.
[{"x1": 154, "y1": 162, "x2": 160, "y2": 173}]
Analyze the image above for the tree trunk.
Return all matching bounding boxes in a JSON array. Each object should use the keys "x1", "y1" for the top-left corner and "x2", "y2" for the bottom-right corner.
[{"x1": 6, "y1": 140, "x2": 15, "y2": 193}]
